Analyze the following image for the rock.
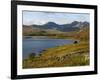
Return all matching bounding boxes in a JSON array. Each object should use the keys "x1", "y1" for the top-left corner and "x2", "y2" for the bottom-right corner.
[{"x1": 74, "y1": 41, "x2": 78, "y2": 44}]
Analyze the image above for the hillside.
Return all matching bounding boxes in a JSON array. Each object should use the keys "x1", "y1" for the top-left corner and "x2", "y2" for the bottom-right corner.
[
  {"x1": 31, "y1": 21, "x2": 89, "y2": 32},
  {"x1": 23, "y1": 21, "x2": 89, "y2": 68},
  {"x1": 74, "y1": 27, "x2": 89, "y2": 41},
  {"x1": 23, "y1": 26, "x2": 89, "y2": 68},
  {"x1": 23, "y1": 21, "x2": 89, "y2": 36},
  {"x1": 23, "y1": 41, "x2": 89, "y2": 68}
]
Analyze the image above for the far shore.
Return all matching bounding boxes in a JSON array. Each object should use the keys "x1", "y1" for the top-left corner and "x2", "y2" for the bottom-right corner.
[{"x1": 23, "y1": 36, "x2": 79, "y2": 42}]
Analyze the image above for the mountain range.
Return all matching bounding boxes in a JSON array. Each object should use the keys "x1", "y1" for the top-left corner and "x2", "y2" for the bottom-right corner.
[
  {"x1": 23, "y1": 21, "x2": 89, "y2": 32},
  {"x1": 23, "y1": 21, "x2": 89, "y2": 34}
]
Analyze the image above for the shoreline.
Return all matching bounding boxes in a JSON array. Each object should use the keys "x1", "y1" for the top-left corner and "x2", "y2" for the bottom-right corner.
[
  {"x1": 23, "y1": 36, "x2": 79, "y2": 41},
  {"x1": 23, "y1": 41, "x2": 89, "y2": 68}
]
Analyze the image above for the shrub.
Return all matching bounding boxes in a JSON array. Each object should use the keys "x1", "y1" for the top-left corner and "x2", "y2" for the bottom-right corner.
[{"x1": 28, "y1": 53, "x2": 36, "y2": 59}]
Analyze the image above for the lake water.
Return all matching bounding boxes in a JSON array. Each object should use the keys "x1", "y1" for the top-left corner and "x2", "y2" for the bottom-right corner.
[{"x1": 23, "y1": 38, "x2": 75, "y2": 59}]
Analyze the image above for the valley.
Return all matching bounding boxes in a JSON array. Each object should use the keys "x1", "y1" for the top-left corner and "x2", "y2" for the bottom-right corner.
[{"x1": 23, "y1": 21, "x2": 90, "y2": 68}]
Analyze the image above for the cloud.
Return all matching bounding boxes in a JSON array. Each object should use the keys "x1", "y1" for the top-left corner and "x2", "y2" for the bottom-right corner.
[{"x1": 23, "y1": 11, "x2": 90, "y2": 25}]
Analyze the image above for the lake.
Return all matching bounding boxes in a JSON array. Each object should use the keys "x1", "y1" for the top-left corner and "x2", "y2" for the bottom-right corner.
[{"x1": 23, "y1": 37, "x2": 75, "y2": 59}]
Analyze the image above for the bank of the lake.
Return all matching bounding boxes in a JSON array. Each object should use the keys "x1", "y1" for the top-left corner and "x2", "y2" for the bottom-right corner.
[
  {"x1": 23, "y1": 24, "x2": 89, "y2": 68},
  {"x1": 23, "y1": 41, "x2": 89, "y2": 68},
  {"x1": 23, "y1": 37, "x2": 77, "y2": 59}
]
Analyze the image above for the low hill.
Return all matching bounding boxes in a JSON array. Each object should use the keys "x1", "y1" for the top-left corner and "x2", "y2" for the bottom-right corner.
[{"x1": 74, "y1": 27, "x2": 89, "y2": 41}]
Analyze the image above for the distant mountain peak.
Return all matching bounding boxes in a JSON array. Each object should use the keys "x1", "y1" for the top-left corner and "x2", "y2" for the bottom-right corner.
[
  {"x1": 24, "y1": 21, "x2": 89, "y2": 32},
  {"x1": 71, "y1": 21, "x2": 80, "y2": 25},
  {"x1": 44, "y1": 22, "x2": 58, "y2": 26},
  {"x1": 46, "y1": 22, "x2": 56, "y2": 24}
]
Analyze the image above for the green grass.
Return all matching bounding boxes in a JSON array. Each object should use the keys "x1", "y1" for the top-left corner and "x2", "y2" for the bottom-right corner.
[
  {"x1": 23, "y1": 27, "x2": 90, "y2": 68},
  {"x1": 23, "y1": 41, "x2": 89, "y2": 68}
]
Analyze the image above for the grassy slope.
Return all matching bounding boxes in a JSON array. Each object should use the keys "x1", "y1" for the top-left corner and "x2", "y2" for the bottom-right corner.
[
  {"x1": 23, "y1": 42, "x2": 89, "y2": 68},
  {"x1": 23, "y1": 27, "x2": 89, "y2": 68}
]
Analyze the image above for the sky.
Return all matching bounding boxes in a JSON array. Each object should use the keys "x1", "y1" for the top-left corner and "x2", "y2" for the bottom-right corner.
[{"x1": 23, "y1": 11, "x2": 90, "y2": 25}]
